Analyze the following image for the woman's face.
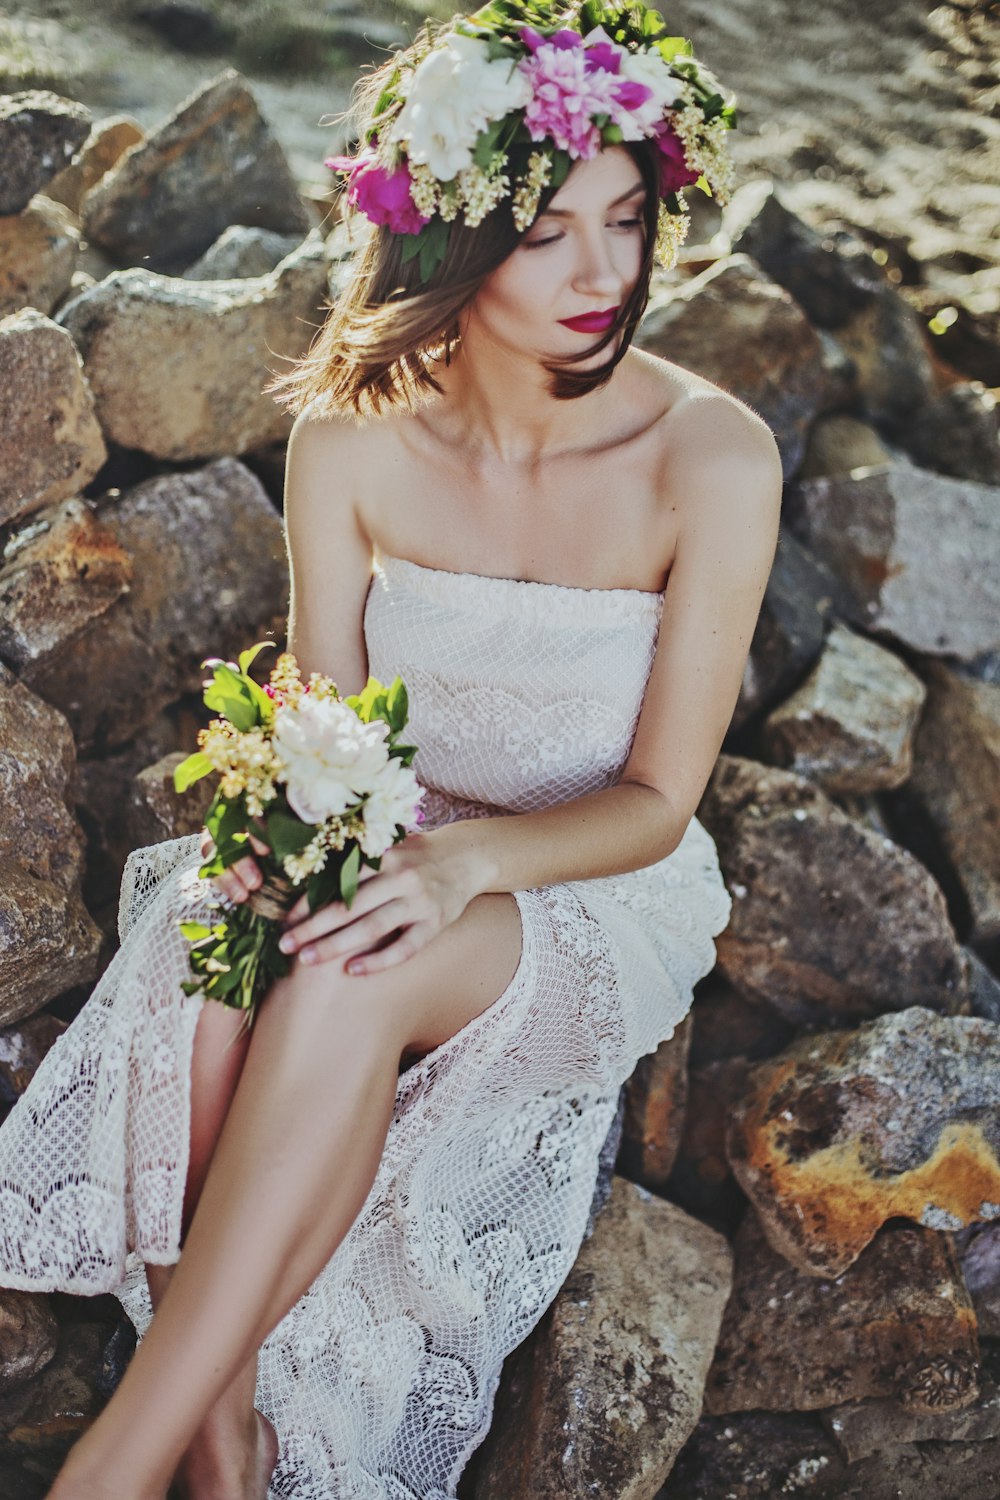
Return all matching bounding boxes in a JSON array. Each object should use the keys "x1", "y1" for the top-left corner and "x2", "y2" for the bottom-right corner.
[{"x1": 464, "y1": 146, "x2": 647, "y2": 365}]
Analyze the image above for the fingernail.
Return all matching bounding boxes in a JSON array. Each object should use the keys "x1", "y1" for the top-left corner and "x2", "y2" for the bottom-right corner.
[
  {"x1": 301, "y1": 947, "x2": 317, "y2": 964},
  {"x1": 279, "y1": 935, "x2": 295, "y2": 953}
]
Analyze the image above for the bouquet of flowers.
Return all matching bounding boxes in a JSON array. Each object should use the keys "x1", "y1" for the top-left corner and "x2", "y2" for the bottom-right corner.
[{"x1": 172, "y1": 642, "x2": 425, "y2": 1035}]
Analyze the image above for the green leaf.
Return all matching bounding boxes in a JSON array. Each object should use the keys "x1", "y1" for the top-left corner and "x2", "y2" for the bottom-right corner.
[
  {"x1": 266, "y1": 809, "x2": 318, "y2": 860},
  {"x1": 173, "y1": 751, "x2": 214, "y2": 793},
  {"x1": 237, "y1": 641, "x2": 274, "y2": 677},
  {"x1": 384, "y1": 676, "x2": 408, "y2": 734},
  {"x1": 340, "y1": 843, "x2": 361, "y2": 907},
  {"x1": 655, "y1": 35, "x2": 692, "y2": 62},
  {"x1": 550, "y1": 149, "x2": 571, "y2": 189},
  {"x1": 203, "y1": 663, "x2": 259, "y2": 731},
  {"x1": 179, "y1": 921, "x2": 213, "y2": 941}
]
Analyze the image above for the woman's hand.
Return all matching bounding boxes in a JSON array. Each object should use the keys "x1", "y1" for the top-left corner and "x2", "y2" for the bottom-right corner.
[
  {"x1": 276, "y1": 832, "x2": 479, "y2": 977},
  {"x1": 200, "y1": 827, "x2": 271, "y2": 904}
]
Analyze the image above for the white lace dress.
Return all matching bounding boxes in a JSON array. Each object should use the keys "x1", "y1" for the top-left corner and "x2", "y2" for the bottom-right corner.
[{"x1": 0, "y1": 549, "x2": 732, "y2": 1499}]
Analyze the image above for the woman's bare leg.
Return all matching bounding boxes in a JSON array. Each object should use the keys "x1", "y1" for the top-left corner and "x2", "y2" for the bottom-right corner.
[{"x1": 47, "y1": 891, "x2": 523, "y2": 1500}]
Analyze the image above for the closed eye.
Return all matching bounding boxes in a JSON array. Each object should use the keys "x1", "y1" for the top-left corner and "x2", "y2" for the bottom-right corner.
[{"x1": 522, "y1": 218, "x2": 644, "y2": 249}]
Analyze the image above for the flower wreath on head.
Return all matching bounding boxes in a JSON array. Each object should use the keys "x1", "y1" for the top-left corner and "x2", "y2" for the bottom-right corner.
[{"x1": 324, "y1": 0, "x2": 738, "y2": 283}]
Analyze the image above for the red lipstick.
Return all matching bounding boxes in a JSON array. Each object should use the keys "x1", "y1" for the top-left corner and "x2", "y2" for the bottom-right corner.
[{"x1": 557, "y1": 306, "x2": 619, "y2": 333}]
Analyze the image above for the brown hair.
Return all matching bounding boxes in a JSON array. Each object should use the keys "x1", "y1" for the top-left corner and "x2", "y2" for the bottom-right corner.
[{"x1": 264, "y1": 58, "x2": 662, "y2": 420}]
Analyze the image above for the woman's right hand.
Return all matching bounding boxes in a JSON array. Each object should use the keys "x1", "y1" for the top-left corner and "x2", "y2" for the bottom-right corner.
[{"x1": 200, "y1": 827, "x2": 270, "y2": 904}]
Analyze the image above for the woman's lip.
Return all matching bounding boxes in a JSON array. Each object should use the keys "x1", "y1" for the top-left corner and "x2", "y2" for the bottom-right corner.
[{"x1": 557, "y1": 308, "x2": 619, "y2": 332}]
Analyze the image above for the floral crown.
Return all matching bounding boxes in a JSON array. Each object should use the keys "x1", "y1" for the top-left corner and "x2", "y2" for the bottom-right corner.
[{"x1": 325, "y1": 0, "x2": 738, "y2": 283}]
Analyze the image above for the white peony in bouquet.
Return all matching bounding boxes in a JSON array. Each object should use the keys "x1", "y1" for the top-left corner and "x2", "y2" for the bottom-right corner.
[{"x1": 172, "y1": 642, "x2": 425, "y2": 1033}]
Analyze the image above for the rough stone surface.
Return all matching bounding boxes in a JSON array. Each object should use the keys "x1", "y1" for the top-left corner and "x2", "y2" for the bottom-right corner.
[
  {"x1": 22, "y1": 457, "x2": 287, "y2": 753},
  {"x1": 723, "y1": 179, "x2": 937, "y2": 427},
  {"x1": 957, "y1": 1224, "x2": 1000, "y2": 1339},
  {"x1": 0, "y1": 1290, "x2": 58, "y2": 1397},
  {"x1": 0, "y1": 92, "x2": 92, "y2": 216},
  {"x1": 0, "y1": 308, "x2": 106, "y2": 529},
  {"x1": 726, "y1": 1006, "x2": 1000, "y2": 1276},
  {"x1": 636, "y1": 254, "x2": 840, "y2": 478},
  {"x1": 818, "y1": 1339, "x2": 1000, "y2": 1463},
  {"x1": 44, "y1": 115, "x2": 145, "y2": 217},
  {"x1": 661, "y1": 1408, "x2": 847, "y2": 1499},
  {"x1": 0, "y1": 666, "x2": 102, "y2": 1024},
  {"x1": 698, "y1": 755, "x2": 968, "y2": 1025},
  {"x1": 617, "y1": 1014, "x2": 691, "y2": 1192},
  {"x1": 759, "y1": 621, "x2": 927, "y2": 794},
  {"x1": 56, "y1": 233, "x2": 327, "y2": 458},
  {"x1": 183, "y1": 224, "x2": 306, "y2": 280},
  {"x1": 81, "y1": 68, "x2": 312, "y2": 270},
  {"x1": 733, "y1": 528, "x2": 846, "y2": 731},
  {"x1": 0, "y1": 1014, "x2": 66, "y2": 1111},
  {"x1": 666, "y1": 1055, "x2": 755, "y2": 1230},
  {"x1": 0, "y1": 496, "x2": 132, "y2": 674},
  {"x1": 906, "y1": 661, "x2": 1000, "y2": 949},
  {"x1": 704, "y1": 1210, "x2": 979, "y2": 1415},
  {"x1": 0, "y1": 194, "x2": 80, "y2": 317},
  {"x1": 785, "y1": 462, "x2": 1000, "y2": 666},
  {"x1": 469, "y1": 1176, "x2": 733, "y2": 1500},
  {"x1": 798, "y1": 411, "x2": 895, "y2": 480},
  {"x1": 0, "y1": 1321, "x2": 108, "y2": 1493},
  {"x1": 904, "y1": 381, "x2": 1000, "y2": 487}
]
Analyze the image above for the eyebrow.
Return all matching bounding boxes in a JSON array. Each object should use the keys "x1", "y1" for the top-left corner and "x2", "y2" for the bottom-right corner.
[{"x1": 539, "y1": 181, "x2": 646, "y2": 218}]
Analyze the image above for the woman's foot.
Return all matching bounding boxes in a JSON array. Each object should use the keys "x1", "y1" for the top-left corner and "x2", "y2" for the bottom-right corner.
[{"x1": 171, "y1": 1409, "x2": 279, "y2": 1500}]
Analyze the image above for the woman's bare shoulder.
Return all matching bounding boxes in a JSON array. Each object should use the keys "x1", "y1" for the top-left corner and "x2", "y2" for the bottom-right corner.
[{"x1": 625, "y1": 346, "x2": 777, "y2": 447}]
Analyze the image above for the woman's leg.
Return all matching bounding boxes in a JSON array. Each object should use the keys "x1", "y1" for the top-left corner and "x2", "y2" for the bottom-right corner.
[
  {"x1": 143, "y1": 1000, "x2": 277, "y2": 1500},
  {"x1": 49, "y1": 891, "x2": 523, "y2": 1500}
]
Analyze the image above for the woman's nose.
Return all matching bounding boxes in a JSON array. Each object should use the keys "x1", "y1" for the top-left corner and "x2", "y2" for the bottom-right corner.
[{"x1": 573, "y1": 232, "x2": 625, "y2": 298}]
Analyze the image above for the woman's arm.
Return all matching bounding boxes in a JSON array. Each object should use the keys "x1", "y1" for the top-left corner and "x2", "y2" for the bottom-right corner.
[{"x1": 432, "y1": 398, "x2": 784, "y2": 898}]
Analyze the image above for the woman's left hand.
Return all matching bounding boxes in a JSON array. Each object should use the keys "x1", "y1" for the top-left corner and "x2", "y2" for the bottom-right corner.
[{"x1": 276, "y1": 832, "x2": 478, "y2": 976}]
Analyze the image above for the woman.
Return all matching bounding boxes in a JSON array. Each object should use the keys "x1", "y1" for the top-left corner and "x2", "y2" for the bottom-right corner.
[{"x1": 0, "y1": 5, "x2": 781, "y2": 1497}]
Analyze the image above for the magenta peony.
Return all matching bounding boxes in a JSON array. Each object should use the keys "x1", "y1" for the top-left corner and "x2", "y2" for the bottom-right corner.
[
  {"x1": 652, "y1": 121, "x2": 700, "y2": 195},
  {"x1": 324, "y1": 150, "x2": 429, "y2": 236}
]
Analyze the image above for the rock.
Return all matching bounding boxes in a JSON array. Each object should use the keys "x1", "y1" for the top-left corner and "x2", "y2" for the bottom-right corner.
[
  {"x1": 905, "y1": 662, "x2": 1000, "y2": 950},
  {"x1": 56, "y1": 234, "x2": 328, "y2": 459},
  {"x1": 0, "y1": 194, "x2": 79, "y2": 317},
  {"x1": 819, "y1": 1339, "x2": 1000, "y2": 1464},
  {"x1": 0, "y1": 497, "x2": 132, "y2": 674},
  {"x1": 636, "y1": 254, "x2": 841, "y2": 478},
  {"x1": 733, "y1": 528, "x2": 845, "y2": 731},
  {"x1": 182, "y1": 224, "x2": 305, "y2": 280},
  {"x1": 0, "y1": 1291, "x2": 58, "y2": 1396},
  {"x1": 724, "y1": 180, "x2": 937, "y2": 428},
  {"x1": 699, "y1": 755, "x2": 968, "y2": 1025},
  {"x1": 817, "y1": 1430, "x2": 1000, "y2": 1499},
  {"x1": 0, "y1": 92, "x2": 91, "y2": 216},
  {"x1": 965, "y1": 948, "x2": 1000, "y2": 1024},
  {"x1": 0, "y1": 1014, "x2": 66, "y2": 1109},
  {"x1": 617, "y1": 1013, "x2": 691, "y2": 1192},
  {"x1": 956, "y1": 1224, "x2": 1000, "y2": 1338},
  {"x1": 0, "y1": 308, "x2": 106, "y2": 529},
  {"x1": 21, "y1": 457, "x2": 286, "y2": 753},
  {"x1": 704, "y1": 1210, "x2": 979, "y2": 1414},
  {"x1": 0, "y1": 666, "x2": 102, "y2": 1024},
  {"x1": 797, "y1": 412, "x2": 896, "y2": 480},
  {"x1": 759, "y1": 622, "x2": 927, "y2": 794},
  {"x1": 688, "y1": 973, "x2": 796, "y2": 1068},
  {"x1": 785, "y1": 463, "x2": 1000, "y2": 666},
  {"x1": 0, "y1": 1321, "x2": 108, "y2": 1492},
  {"x1": 81, "y1": 68, "x2": 312, "y2": 271},
  {"x1": 665, "y1": 1056, "x2": 755, "y2": 1230},
  {"x1": 133, "y1": 2, "x2": 236, "y2": 54},
  {"x1": 71, "y1": 708, "x2": 198, "y2": 921},
  {"x1": 726, "y1": 1007, "x2": 1000, "y2": 1277},
  {"x1": 44, "y1": 115, "x2": 145, "y2": 218},
  {"x1": 662, "y1": 1408, "x2": 846, "y2": 1499},
  {"x1": 584, "y1": 1085, "x2": 627, "y2": 1239},
  {"x1": 128, "y1": 749, "x2": 214, "y2": 850},
  {"x1": 903, "y1": 382, "x2": 1000, "y2": 487},
  {"x1": 470, "y1": 1176, "x2": 733, "y2": 1499}
]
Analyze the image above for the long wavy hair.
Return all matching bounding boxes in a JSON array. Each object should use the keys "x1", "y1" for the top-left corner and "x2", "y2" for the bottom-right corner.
[{"x1": 265, "y1": 44, "x2": 662, "y2": 420}]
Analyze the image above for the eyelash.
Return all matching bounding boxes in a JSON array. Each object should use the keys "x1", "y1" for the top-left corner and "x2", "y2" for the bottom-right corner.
[{"x1": 522, "y1": 217, "x2": 643, "y2": 249}]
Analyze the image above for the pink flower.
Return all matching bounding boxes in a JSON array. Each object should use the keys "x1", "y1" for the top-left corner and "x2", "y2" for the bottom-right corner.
[
  {"x1": 517, "y1": 26, "x2": 657, "y2": 157},
  {"x1": 325, "y1": 149, "x2": 429, "y2": 236},
  {"x1": 652, "y1": 121, "x2": 699, "y2": 195}
]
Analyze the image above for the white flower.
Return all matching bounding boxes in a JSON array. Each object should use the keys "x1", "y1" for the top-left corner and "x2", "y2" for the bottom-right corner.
[
  {"x1": 618, "y1": 46, "x2": 686, "y2": 114},
  {"x1": 390, "y1": 31, "x2": 532, "y2": 181},
  {"x1": 357, "y1": 758, "x2": 425, "y2": 858},
  {"x1": 272, "y1": 695, "x2": 390, "y2": 825}
]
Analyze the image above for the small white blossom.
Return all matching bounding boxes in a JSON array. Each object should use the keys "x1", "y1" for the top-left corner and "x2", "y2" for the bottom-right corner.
[
  {"x1": 357, "y1": 758, "x2": 425, "y2": 858},
  {"x1": 271, "y1": 695, "x2": 391, "y2": 825}
]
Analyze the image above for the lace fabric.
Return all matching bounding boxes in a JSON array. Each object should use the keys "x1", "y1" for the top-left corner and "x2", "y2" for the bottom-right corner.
[{"x1": 0, "y1": 551, "x2": 732, "y2": 1498}]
